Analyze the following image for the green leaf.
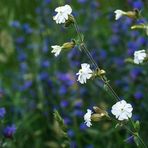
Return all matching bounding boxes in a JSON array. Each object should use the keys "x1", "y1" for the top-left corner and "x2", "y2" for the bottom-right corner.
[
  {"x1": 134, "y1": 135, "x2": 140, "y2": 147},
  {"x1": 134, "y1": 121, "x2": 140, "y2": 132}
]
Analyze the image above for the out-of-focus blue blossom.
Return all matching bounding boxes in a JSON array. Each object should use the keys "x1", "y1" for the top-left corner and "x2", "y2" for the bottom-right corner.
[
  {"x1": 20, "y1": 80, "x2": 32, "y2": 91},
  {"x1": 70, "y1": 141, "x2": 77, "y2": 148},
  {"x1": 126, "y1": 135, "x2": 134, "y2": 144},
  {"x1": 73, "y1": 100, "x2": 83, "y2": 108},
  {"x1": 3, "y1": 124, "x2": 16, "y2": 139},
  {"x1": 113, "y1": 57, "x2": 124, "y2": 67},
  {"x1": 132, "y1": 114, "x2": 140, "y2": 121},
  {"x1": 99, "y1": 49, "x2": 107, "y2": 60},
  {"x1": 109, "y1": 35, "x2": 120, "y2": 45},
  {"x1": 15, "y1": 37, "x2": 25, "y2": 44},
  {"x1": 132, "y1": 0, "x2": 144, "y2": 9},
  {"x1": 78, "y1": 0, "x2": 87, "y2": 4},
  {"x1": 79, "y1": 123, "x2": 87, "y2": 130},
  {"x1": 67, "y1": 129, "x2": 75, "y2": 137},
  {"x1": 85, "y1": 144, "x2": 94, "y2": 148},
  {"x1": 130, "y1": 67, "x2": 142, "y2": 80},
  {"x1": 0, "y1": 107, "x2": 6, "y2": 118},
  {"x1": 44, "y1": 0, "x2": 51, "y2": 4},
  {"x1": 57, "y1": 73, "x2": 75, "y2": 86},
  {"x1": 41, "y1": 60, "x2": 50, "y2": 68},
  {"x1": 59, "y1": 86, "x2": 67, "y2": 95},
  {"x1": 22, "y1": 23, "x2": 33, "y2": 34},
  {"x1": 60, "y1": 100, "x2": 69, "y2": 108},
  {"x1": 73, "y1": 109, "x2": 83, "y2": 117},
  {"x1": 39, "y1": 72, "x2": 49, "y2": 80},
  {"x1": 18, "y1": 52, "x2": 27, "y2": 62},
  {"x1": 64, "y1": 117, "x2": 71, "y2": 125},
  {"x1": 10, "y1": 20, "x2": 20, "y2": 28},
  {"x1": 134, "y1": 91, "x2": 143, "y2": 100}
]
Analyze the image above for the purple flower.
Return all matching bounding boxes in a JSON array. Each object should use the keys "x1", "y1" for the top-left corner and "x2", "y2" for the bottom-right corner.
[
  {"x1": 78, "y1": 0, "x2": 87, "y2": 3},
  {"x1": 10, "y1": 21, "x2": 20, "y2": 28},
  {"x1": 3, "y1": 124, "x2": 16, "y2": 139},
  {"x1": 130, "y1": 67, "x2": 142, "y2": 80},
  {"x1": 134, "y1": 91, "x2": 143, "y2": 100},
  {"x1": 60, "y1": 100, "x2": 69, "y2": 108},
  {"x1": 133, "y1": 0, "x2": 144, "y2": 9},
  {"x1": 0, "y1": 107, "x2": 6, "y2": 118},
  {"x1": 67, "y1": 129, "x2": 75, "y2": 137}
]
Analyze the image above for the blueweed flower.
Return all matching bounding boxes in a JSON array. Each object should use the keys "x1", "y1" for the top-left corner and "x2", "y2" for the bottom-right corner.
[
  {"x1": 84, "y1": 109, "x2": 92, "y2": 127},
  {"x1": 53, "y1": 5, "x2": 72, "y2": 24},
  {"x1": 60, "y1": 100, "x2": 69, "y2": 108},
  {"x1": 3, "y1": 124, "x2": 16, "y2": 139},
  {"x1": 133, "y1": 0, "x2": 144, "y2": 9},
  {"x1": 134, "y1": 50, "x2": 146, "y2": 64},
  {"x1": 134, "y1": 91, "x2": 143, "y2": 100},
  {"x1": 76, "y1": 63, "x2": 93, "y2": 84},
  {"x1": 111, "y1": 100, "x2": 133, "y2": 121},
  {"x1": 0, "y1": 107, "x2": 6, "y2": 118},
  {"x1": 9, "y1": 20, "x2": 20, "y2": 28}
]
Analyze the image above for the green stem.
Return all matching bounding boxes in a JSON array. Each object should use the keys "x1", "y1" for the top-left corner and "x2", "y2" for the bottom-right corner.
[
  {"x1": 73, "y1": 16, "x2": 147, "y2": 148},
  {"x1": 73, "y1": 19, "x2": 120, "y2": 102}
]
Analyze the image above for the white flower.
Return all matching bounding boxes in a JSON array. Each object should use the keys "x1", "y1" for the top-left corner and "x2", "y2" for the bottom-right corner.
[
  {"x1": 111, "y1": 100, "x2": 133, "y2": 121},
  {"x1": 84, "y1": 109, "x2": 92, "y2": 127},
  {"x1": 134, "y1": 50, "x2": 147, "y2": 64},
  {"x1": 114, "y1": 10, "x2": 126, "y2": 20},
  {"x1": 53, "y1": 5, "x2": 72, "y2": 24},
  {"x1": 76, "y1": 63, "x2": 93, "y2": 84},
  {"x1": 51, "y1": 45, "x2": 62, "y2": 57}
]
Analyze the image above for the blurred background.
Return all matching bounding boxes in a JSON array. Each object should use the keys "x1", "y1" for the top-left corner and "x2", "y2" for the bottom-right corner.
[{"x1": 0, "y1": 0, "x2": 148, "y2": 147}]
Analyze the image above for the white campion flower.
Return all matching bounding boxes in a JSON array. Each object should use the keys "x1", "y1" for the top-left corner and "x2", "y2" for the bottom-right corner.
[
  {"x1": 114, "y1": 10, "x2": 126, "y2": 20},
  {"x1": 53, "y1": 5, "x2": 72, "y2": 24},
  {"x1": 76, "y1": 63, "x2": 93, "y2": 84},
  {"x1": 51, "y1": 45, "x2": 63, "y2": 57},
  {"x1": 84, "y1": 109, "x2": 92, "y2": 127},
  {"x1": 134, "y1": 50, "x2": 147, "y2": 64},
  {"x1": 111, "y1": 100, "x2": 133, "y2": 121}
]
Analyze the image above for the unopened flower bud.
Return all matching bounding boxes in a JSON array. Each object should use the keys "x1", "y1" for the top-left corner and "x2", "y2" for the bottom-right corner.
[
  {"x1": 91, "y1": 114, "x2": 104, "y2": 121},
  {"x1": 64, "y1": 15, "x2": 75, "y2": 27},
  {"x1": 97, "y1": 69, "x2": 106, "y2": 77},
  {"x1": 62, "y1": 40, "x2": 75, "y2": 50},
  {"x1": 125, "y1": 9, "x2": 140, "y2": 19},
  {"x1": 93, "y1": 106, "x2": 108, "y2": 118}
]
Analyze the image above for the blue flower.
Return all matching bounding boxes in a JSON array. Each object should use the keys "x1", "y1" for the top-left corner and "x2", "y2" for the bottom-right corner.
[
  {"x1": 0, "y1": 107, "x2": 6, "y2": 118},
  {"x1": 3, "y1": 124, "x2": 16, "y2": 139}
]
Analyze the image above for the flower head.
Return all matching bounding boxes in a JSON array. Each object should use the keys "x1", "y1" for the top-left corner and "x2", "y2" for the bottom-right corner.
[
  {"x1": 84, "y1": 109, "x2": 92, "y2": 127},
  {"x1": 0, "y1": 107, "x2": 6, "y2": 118},
  {"x1": 53, "y1": 5, "x2": 72, "y2": 24},
  {"x1": 111, "y1": 100, "x2": 133, "y2": 121},
  {"x1": 51, "y1": 45, "x2": 62, "y2": 57},
  {"x1": 114, "y1": 10, "x2": 126, "y2": 20},
  {"x1": 76, "y1": 63, "x2": 93, "y2": 84},
  {"x1": 134, "y1": 50, "x2": 146, "y2": 64},
  {"x1": 3, "y1": 124, "x2": 16, "y2": 139}
]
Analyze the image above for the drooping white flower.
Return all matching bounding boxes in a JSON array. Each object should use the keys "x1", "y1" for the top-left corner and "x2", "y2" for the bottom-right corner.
[
  {"x1": 111, "y1": 100, "x2": 133, "y2": 121},
  {"x1": 134, "y1": 50, "x2": 146, "y2": 64},
  {"x1": 76, "y1": 63, "x2": 93, "y2": 84},
  {"x1": 51, "y1": 45, "x2": 62, "y2": 57},
  {"x1": 53, "y1": 5, "x2": 72, "y2": 24},
  {"x1": 84, "y1": 109, "x2": 92, "y2": 127},
  {"x1": 114, "y1": 10, "x2": 126, "y2": 20}
]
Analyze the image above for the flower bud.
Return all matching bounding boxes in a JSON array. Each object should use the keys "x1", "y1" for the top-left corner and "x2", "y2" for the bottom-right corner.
[
  {"x1": 91, "y1": 114, "x2": 103, "y2": 121},
  {"x1": 62, "y1": 40, "x2": 75, "y2": 50},
  {"x1": 125, "y1": 9, "x2": 140, "y2": 19},
  {"x1": 93, "y1": 106, "x2": 108, "y2": 115},
  {"x1": 97, "y1": 69, "x2": 106, "y2": 77},
  {"x1": 64, "y1": 15, "x2": 75, "y2": 27}
]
